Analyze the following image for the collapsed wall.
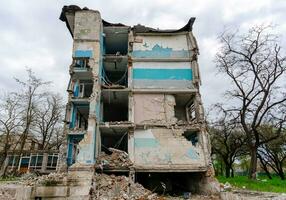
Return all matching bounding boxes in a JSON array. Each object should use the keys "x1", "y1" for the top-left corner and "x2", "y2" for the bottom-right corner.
[{"x1": 59, "y1": 5, "x2": 219, "y2": 196}]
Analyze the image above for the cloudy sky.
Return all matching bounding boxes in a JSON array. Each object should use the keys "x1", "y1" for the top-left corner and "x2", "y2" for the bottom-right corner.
[{"x1": 0, "y1": 0, "x2": 285, "y2": 109}]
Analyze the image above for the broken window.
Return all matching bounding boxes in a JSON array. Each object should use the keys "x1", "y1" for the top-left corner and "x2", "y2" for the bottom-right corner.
[
  {"x1": 104, "y1": 27, "x2": 129, "y2": 55},
  {"x1": 183, "y1": 130, "x2": 199, "y2": 146},
  {"x1": 67, "y1": 135, "x2": 84, "y2": 166},
  {"x1": 102, "y1": 56, "x2": 128, "y2": 88},
  {"x1": 101, "y1": 131, "x2": 128, "y2": 153},
  {"x1": 73, "y1": 58, "x2": 90, "y2": 69},
  {"x1": 70, "y1": 104, "x2": 89, "y2": 130},
  {"x1": 174, "y1": 94, "x2": 196, "y2": 123},
  {"x1": 72, "y1": 80, "x2": 93, "y2": 98},
  {"x1": 186, "y1": 101, "x2": 196, "y2": 122},
  {"x1": 101, "y1": 91, "x2": 128, "y2": 122}
]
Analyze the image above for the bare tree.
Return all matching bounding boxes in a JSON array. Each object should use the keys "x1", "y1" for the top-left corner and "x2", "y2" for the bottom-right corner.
[
  {"x1": 12, "y1": 69, "x2": 50, "y2": 171},
  {"x1": 209, "y1": 106, "x2": 246, "y2": 178},
  {"x1": 0, "y1": 93, "x2": 21, "y2": 176},
  {"x1": 33, "y1": 93, "x2": 64, "y2": 150},
  {"x1": 215, "y1": 25, "x2": 286, "y2": 179}
]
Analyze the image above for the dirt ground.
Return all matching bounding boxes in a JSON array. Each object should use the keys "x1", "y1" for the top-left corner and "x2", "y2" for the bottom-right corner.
[{"x1": 1, "y1": 186, "x2": 286, "y2": 200}]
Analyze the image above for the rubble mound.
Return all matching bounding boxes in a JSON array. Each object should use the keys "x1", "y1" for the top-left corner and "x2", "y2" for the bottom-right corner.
[
  {"x1": 20, "y1": 172, "x2": 67, "y2": 186},
  {"x1": 96, "y1": 148, "x2": 133, "y2": 169},
  {"x1": 93, "y1": 173, "x2": 160, "y2": 200}
]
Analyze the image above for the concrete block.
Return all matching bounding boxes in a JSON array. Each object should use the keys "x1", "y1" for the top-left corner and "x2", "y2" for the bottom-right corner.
[
  {"x1": 15, "y1": 186, "x2": 33, "y2": 200},
  {"x1": 34, "y1": 186, "x2": 68, "y2": 197},
  {"x1": 67, "y1": 195, "x2": 90, "y2": 200},
  {"x1": 69, "y1": 186, "x2": 91, "y2": 196}
]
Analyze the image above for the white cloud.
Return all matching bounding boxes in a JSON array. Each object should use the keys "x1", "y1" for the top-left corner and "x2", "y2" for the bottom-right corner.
[{"x1": 0, "y1": 0, "x2": 285, "y2": 110}]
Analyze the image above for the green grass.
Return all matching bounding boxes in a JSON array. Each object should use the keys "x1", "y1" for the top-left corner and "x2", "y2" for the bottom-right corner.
[
  {"x1": 0, "y1": 176, "x2": 19, "y2": 183},
  {"x1": 217, "y1": 175, "x2": 286, "y2": 193}
]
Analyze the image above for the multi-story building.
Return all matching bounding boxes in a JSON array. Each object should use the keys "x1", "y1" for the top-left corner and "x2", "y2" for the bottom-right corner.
[{"x1": 60, "y1": 5, "x2": 213, "y2": 192}]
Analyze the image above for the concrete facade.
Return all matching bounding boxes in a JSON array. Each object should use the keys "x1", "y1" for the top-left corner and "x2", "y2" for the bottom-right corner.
[{"x1": 60, "y1": 5, "x2": 215, "y2": 193}]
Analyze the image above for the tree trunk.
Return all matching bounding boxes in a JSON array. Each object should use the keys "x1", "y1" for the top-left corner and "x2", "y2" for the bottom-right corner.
[
  {"x1": 258, "y1": 153, "x2": 272, "y2": 179},
  {"x1": 264, "y1": 167, "x2": 272, "y2": 180},
  {"x1": 231, "y1": 166, "x2": 234, "y2": 177},
  {"x1": 248, "y1": 146, "x2": 258, "y2": 180},
  {"x1": 0, "y1": 156, "x2": 9, "y2": 177},
  {"x1": 225, "y1": 164, "x2": 231, "y2": 178},
  {"x1": 277, "y1": 167, "x2": 285, "y2": 180}
]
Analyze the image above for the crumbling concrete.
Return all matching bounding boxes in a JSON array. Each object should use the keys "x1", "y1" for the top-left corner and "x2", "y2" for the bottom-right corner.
[
  {"x1": 96, "y1": 148, "x2": 132, "y2": 170},
  {"x1": 59, "y1": 4, "x2": 219, "y2": 197},
  {"x1": 93, "y1": 173, "x2": 160, "y2": 199}
]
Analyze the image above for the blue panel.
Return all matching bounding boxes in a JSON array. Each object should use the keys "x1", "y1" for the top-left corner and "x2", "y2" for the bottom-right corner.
[
  {"x1": 75, "y1": 50, "x2": 93, "y2": 58},
  {"x1": 69, "y1": 106, "x2": 76, "y2": 129},
  {"x1": 133, "y1": 68, "x2": 192, "y2": 80},
  {"x1": 67, "y1": 139, "x2": 73, "y2": 166},
  {"x1": 132, "y1": 44, "x2": 189, "y2": 58},
  {"x1": 73, "y1": 81, "x2": 79, "y2": 97},
  {"x1": 135, "y1": 138, "x2": 159, "y2": 148}
]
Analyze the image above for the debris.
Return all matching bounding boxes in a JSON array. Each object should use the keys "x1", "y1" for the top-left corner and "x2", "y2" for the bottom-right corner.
[
  {"x1": 20, "y1": 172, "x2": 67, "y2": 186},
  {"x1": 93, "y1": 173, "x2": 160, "y2": 200},
  {"x1": 96, "y1": 148, "x2": 133, "y2": 169},
  {"x1": 223, "y1": 182, "x2": 232, "y2": 191},
  {"x1": 183, "y1": 192, "x2": 191, "y2": 199}
]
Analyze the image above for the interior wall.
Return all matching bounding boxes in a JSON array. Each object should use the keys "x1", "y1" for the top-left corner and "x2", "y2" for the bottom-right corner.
[
  {"x1": 130, "y1": 128, "x2": 206, "y2": 168},
  {"x1": 133, "y1": 94, "x2": 177, "y2": 124}
]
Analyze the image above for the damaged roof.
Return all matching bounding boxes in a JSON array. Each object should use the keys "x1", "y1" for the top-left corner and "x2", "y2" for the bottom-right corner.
[
  {"x1": 132, "y1": 18, "x2": 195, "y2": 34},
  {"x1": 60, "y1": 5, "x2": 195, "y2": 36}
]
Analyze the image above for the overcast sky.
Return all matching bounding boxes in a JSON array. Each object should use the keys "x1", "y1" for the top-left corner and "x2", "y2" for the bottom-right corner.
[{"x1": 0, "y1": 0, "x2": 285, "y2": 109}]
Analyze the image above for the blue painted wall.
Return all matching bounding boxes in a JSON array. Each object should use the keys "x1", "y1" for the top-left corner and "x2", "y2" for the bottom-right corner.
[
  {"x1": 132, "y1": 44, "x2": 189, "y2": 58},
  {"x1": 135, "y1": 138, "x2": 160, "y2": 148},
  {"x1": 73, "y1": 81, "x2": 79, "y2": 97},
  {"x1": 75, "y1": 50, "x2": 93, "y2": 58},
  {"x1": 133, "y1": 68, "x2": 193, "y2": 80}
]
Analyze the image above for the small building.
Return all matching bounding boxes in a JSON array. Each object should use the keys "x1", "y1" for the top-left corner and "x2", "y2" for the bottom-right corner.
[{"x1": 0, "y1": 135, "x2": 59, "y2": 174}]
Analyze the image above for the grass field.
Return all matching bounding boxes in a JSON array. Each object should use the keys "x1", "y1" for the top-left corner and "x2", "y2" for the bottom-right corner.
[{"x1": 217, "y1": 175, "x2": 286, "y2": 193}]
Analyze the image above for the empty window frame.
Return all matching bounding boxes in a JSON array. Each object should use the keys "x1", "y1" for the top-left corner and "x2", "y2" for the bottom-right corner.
[
  {"x1": 70, "y1": 104, "x2": 89, "y2": 129},
  {"x1": 103, "y1": 27, "x2": 129, "y2": 55},
  {"x1": 73, "y1": 58, "x2": 90, "y2": 69},
  {"x1": 101, "y1": 91, "x2": 128, "y2": 122},
  {"x1": 73, "y1": 81, "x2": 93, "y2": 98},
  {"x1": 101, "y1": 132, "x2": 128, "y2": 153},
  {"x1": 102, "y1": 56, "x2": 128, "y2": 88},
  {"x1": 174, "y1": 94, "x2": 196, "y2": 123}
]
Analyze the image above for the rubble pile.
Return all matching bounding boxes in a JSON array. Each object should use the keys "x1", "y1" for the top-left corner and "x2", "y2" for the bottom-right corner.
[
  {"x1": 0, "y1": 186, "x2": 16, "y2": 200},
  {"x1": 96, "y1": 148, "x2": 133, "y2": 169},
  {"x1": 20, "y1": 172, "x2": 67, "y2": 186},
  {"x1": 93, "y1": 173, "x2": 160, "y2": 200}
]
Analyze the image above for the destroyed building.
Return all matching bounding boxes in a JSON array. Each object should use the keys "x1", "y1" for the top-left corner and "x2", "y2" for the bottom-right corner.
[{"x1": 60, "y1": 5, "x2": 215, "y2": 194}]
